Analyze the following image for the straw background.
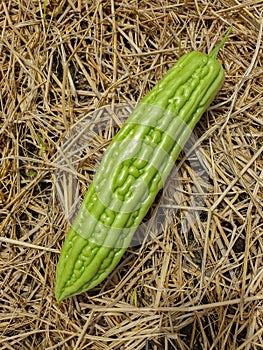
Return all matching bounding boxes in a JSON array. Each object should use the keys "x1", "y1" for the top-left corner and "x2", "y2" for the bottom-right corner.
[{"x1": 0, "y1": 1, "x2": 263, "y2": 349}]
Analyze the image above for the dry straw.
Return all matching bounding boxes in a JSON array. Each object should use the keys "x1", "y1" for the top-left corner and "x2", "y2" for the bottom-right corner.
[{"x1": 0, "y1": 0, "x2": 263, "y2": 349}]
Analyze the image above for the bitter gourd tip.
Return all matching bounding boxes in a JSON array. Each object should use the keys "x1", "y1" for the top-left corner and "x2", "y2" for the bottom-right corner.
[{"x1": 209, "y1": 26, "x2": 233, "y2": 60}]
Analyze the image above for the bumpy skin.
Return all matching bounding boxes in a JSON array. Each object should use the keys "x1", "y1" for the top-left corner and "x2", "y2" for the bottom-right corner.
[{"x1": 55, "y1": 48, "x2": 225, "y2": 301}]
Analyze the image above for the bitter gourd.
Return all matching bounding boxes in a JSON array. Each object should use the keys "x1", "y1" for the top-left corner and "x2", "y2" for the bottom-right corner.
[{"x1": 55, "y1": 28, "x2": 231, "y2": 301}]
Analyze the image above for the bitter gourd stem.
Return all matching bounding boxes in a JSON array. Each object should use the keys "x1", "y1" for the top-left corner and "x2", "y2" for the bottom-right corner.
[{"x1": 209, "y1": 26, "x2": 233, "y2": 60}]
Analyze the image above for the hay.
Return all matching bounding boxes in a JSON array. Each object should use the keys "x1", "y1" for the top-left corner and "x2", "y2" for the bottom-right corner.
[{"x1": 0, "y1": 0, "x2": 262, "y2": 349}]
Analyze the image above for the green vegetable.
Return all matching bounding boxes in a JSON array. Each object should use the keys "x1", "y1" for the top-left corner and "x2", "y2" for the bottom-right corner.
[{"x1": 55, "y1": 28, "x2": 232, "y2": 301}]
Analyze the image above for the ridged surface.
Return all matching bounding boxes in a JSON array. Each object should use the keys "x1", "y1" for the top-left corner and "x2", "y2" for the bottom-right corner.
[{"x1": 55, "y1": 51, "x2": 224, "y2": 301}]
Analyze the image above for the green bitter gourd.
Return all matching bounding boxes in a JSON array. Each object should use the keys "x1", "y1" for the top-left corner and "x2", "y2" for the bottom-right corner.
[{"x1": 55, "y1": 28, "x2": 232, "y2": 301}]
